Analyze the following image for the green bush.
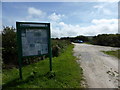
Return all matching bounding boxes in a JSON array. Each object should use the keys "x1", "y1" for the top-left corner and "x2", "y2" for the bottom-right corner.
[
  {"x1": 51, "y1": 40, "x2": 70, "y2": 57},
  {"x1": 92, "y1": 34, "x2": 120, "y2": 47},
  {"x1": 2, "y1": 26, "x2": 18, "y2": 66}
]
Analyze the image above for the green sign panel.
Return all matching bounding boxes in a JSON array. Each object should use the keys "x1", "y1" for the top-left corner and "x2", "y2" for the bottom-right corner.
[{"x1": 16, "y1": 22, "x2": 52, "y2": 79}]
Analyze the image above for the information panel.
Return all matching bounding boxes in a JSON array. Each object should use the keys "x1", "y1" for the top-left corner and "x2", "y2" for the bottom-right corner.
[{"x1": 17, "y1": 22, "x2": 50, "y2": 57}]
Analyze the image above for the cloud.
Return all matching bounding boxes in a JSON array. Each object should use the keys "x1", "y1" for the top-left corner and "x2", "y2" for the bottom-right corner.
[
  {"x1": 28, "y1": 7, "x2": 45, "y2": 16},
  {"x1": 51, "y1": 22, "x2": 78, "y2": 38},
  {"x1": 25, "y1": 7, "x2": 46, "y2": 21},
  {"x1": 81, "y1": 19, "x2": 118, "y2": 35},
  {"x1": 48, "y1": 13, "x2": 64, "y2": 21},
  {"x1": 92, "y1": 19, "x2": 117, "y2": 24},
  {"x1": 2, "y1": 4, "x2": 118, "y2": 37},
  {"x1": 51, "y1": 19, "x2": 118, "y2": 38}
]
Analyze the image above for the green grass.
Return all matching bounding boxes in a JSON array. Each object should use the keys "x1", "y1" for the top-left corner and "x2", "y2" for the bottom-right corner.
[
  {"x1": 102, "y1": 49, "x2": 120, "y2": 59},
  {"x1": 2, "y1": 44, "x2": 83, "y2": 88}
]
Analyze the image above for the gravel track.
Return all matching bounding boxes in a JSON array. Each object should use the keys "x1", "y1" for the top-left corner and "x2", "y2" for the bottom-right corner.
[{"x1": 73, "y1": 43, "x2": 119, "y2": 88}]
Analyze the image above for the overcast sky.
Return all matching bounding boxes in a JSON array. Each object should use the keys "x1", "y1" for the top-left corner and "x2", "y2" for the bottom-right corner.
[{"x1": 2, "y1": 2, "x2": 118, "y2": 37}]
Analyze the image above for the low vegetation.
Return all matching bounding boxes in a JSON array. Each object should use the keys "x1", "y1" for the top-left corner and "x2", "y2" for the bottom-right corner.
[
  {"x1": 92, "y1": 34, "x2": 120, "y2": 47},
  {"x1": 52, "y1": 40, "x2": 70, "y2": 57},
  {"x1": 103, "y1": 49, "x2": 120, "y2": 59},
  {"x1": 2, "y1": 44, "x2": 84, "y2": 88}
]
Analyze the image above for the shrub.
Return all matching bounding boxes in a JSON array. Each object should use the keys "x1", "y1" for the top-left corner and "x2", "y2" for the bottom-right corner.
[
  {"x1": 92, "y1": 34, "x2": 120, "y2": 47},
  {"x1": 51, "y1": 40, "x2": 70, "y2": 57},
  {"x1": 2, "y1": 26, "x2": 18, "y2": 66}
]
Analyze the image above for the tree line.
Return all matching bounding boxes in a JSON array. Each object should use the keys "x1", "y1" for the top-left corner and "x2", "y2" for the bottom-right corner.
[{"x1": 92, "y1": 34, "x2": 120, "y2": 47}]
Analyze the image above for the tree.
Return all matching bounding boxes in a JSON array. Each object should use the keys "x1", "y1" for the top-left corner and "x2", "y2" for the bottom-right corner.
[{"x1": 2, "y1": 26, "x2": 18, "y2": 65}]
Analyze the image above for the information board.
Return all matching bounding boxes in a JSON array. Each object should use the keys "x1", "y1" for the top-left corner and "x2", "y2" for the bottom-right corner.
[
  {"x1": 17, "y1": 22, "x2": 50, "y2": 57},
  {"x1": 16, "y1": 22, "x2": 52, "y2": 79}
]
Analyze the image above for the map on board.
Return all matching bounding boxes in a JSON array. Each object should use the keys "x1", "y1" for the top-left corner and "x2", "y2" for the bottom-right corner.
[{"x1": 21, "y1": 29, "x2": 48, "y2": 56}]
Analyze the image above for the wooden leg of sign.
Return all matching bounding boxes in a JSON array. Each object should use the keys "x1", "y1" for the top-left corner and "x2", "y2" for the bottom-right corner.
[
  {"x1": 48, "y1": 23, "x2": 52, "y2": 72},
  {"x1": 49, "y1": 47, "x2": 52, "y2": 71},
  {"x1": 18, "y1": 56, "x2": 22, "y2": 80},
  {"x1": 50, "y1": 55, "x2": 52, "y2": 71}
]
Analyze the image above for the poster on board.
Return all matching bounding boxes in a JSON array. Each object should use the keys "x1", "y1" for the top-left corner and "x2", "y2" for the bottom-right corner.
[
  {"x1": 17, "y1": 22, "x2": 50, "y2": 57},
  {"x1": 21, "y1": 29, "x2": 48, "y2": 56}
]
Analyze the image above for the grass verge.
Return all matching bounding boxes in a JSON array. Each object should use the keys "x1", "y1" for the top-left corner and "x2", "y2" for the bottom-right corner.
[
  {"x1": 2, "y1": 44, "x2": 83, "y2": 88},
  {"x1": 102, "y1": 49, "x2": 120, "y2": 59}
]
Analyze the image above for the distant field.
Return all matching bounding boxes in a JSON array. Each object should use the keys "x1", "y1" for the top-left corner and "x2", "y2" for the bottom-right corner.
[
  {"x1": 103, "y1": 50, "x2": 120, "y2": 59},
  {"x1": 2, "y1": 44, "x2": 84, "y2": 88}
]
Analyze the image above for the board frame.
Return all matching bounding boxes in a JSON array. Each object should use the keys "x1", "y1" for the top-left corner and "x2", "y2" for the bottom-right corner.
[{"x1": 16, "y1": 22, "x2": 52, "y2": 79}]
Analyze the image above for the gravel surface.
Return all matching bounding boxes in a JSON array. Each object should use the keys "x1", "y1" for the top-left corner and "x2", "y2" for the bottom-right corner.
[{"x1": 73, "y1": 43, "x2": 119, "y2": 88}]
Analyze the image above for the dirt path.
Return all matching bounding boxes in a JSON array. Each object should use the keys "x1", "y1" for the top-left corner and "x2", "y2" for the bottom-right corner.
[{"x1": 73, "y1": 43, "x2": 119, "y2": 88}]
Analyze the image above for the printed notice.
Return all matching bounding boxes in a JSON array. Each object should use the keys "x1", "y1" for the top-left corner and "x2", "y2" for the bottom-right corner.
[{"x1": 21, "y1": 29, "x2": 48, "y2": 56}]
